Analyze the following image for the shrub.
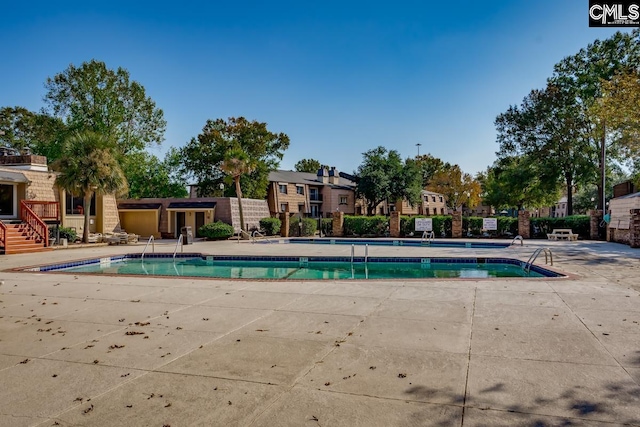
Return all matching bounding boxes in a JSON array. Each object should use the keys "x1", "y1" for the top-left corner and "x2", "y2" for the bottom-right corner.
[
  {"x1": 321, "y1": 218, "x2": 332, "y2": 236},
  {"x1": 343, "y1": 215, "x2": 388, "y2": 236},
  {"x1": 198, "y1": 221, "x2": 234, "y2": 240},
  {"x1": 259, "y1": 217, "x2": 281, "y2": 236},
  {"x1": 530, "y1": 215, "x2": 590, "y2": 239},
  {"x1": 497, "y1": 217, "x2": 518, "y2": 236},
  {"x1": 289, "y1": 217, "x2": 317, "y2": 237},
  {"x1": 53, "y1": 227, "x2": 78, "y2": 242},
  {"x1": 400, "y1": 216, "x2": 452, "y2": 237}
]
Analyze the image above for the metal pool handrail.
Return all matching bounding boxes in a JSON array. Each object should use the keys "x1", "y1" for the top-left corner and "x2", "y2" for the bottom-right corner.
[
  {"x1": 523, "y1": 248, "x2": 553, "y2": 273},
  {"x1": 365, "y1": 244, "x2": 369, "y2": 264},
  {"x1": 173, "y1": 234, "x2": 183, "y2": 260},
  {"x1": 511, "y1": 235, "x2": 524, "y2": 246},
  {"x1": 421, "y1": 230, "x2": 435, "y2": 245},
  {"x1": 252, "y1": 230, "x2": 274, "y2": 243},
  {"x1": 351, "y1": 244, "x2": 355, "y2": 264},
  {"x1": 141, "y1": 235, "x2": 155, "y2": 261},
  {"x1": 237, "y1": 229, "x2": 252, "y2": 242}
]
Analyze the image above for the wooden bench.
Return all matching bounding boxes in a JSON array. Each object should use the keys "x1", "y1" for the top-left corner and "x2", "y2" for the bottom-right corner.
[{"x1": 547, "y1": 229, "x2": 578, "y2": 241}]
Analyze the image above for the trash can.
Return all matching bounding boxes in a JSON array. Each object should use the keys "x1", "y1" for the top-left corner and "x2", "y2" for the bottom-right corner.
[{"x1": 180, "y1": 226, "x2": 193, "y2": 245}]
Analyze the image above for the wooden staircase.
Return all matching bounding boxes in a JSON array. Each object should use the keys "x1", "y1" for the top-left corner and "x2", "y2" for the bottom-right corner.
[{"x1": 0, "y1": 222, "x2": 51, "y2": 254}]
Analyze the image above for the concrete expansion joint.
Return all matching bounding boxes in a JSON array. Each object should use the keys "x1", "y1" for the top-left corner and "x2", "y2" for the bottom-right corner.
[{"x1": 460, "y1": 287, "x2": 477, "y2": 425}]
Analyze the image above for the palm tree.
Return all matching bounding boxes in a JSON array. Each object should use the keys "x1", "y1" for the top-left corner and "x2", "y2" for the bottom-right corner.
[
  {"x1": 220, "y1": 147, "x2": 256, "y2": 233},
  {"x1": 53, "y1": 130, "x2": 128, "y2": 243}
]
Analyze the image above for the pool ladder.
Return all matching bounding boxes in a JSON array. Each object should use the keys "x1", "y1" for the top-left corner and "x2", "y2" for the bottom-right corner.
[
  {"x1": 523, "y1": 248, "x2": 553, "y2": 274},
  {"x1": 350, "y1": 244, "x2": 370, "y2": 279},
  {"x1": 350, "y1": 244, "x2": 369, "y2": 264},
  {"x1": 421, "y1": 230, "x2": 435, "y2": 245}
]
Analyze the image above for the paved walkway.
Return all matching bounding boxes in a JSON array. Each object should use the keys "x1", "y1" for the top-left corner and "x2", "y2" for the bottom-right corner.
[{"x1": 0, "y1": 239, "x2": 639, "y2": 426}]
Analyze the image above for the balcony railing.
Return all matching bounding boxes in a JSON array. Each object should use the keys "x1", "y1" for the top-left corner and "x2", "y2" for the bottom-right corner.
[
  {"x1": 22, "y1": 201, "x2": 60, "y2": 221},
  {"x1": 309, "y1": 194, "x2": 323, "y2": 202}
]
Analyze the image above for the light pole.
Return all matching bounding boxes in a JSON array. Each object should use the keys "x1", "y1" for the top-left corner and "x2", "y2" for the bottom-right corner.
[{"x1": 416, "y1": 143, "x2": 422, "y2": 156}]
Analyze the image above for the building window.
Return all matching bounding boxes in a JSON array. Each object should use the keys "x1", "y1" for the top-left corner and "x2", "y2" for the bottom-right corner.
[
  {"x1": 296, "y1": 186, "x2": 304, "y2": 195},
  {"x1": 0, "y1": 184, "x2": 15, "y2": 217},
  {"x1": 279, "y1": 184, "x2": 288, "y2": 194},
  {"x1": 441, "y1": 208, "x2": 445, "y2": 215},
  {"x1": 298, "y1": 203, "x2": 305, "y2": 213},
  {"x1": 280, "y1": 203, "x2": 288, "y2": 213},
  {"x1": 339, "y1": 195, "x2": 347, "y2": 205},
  {"x1": 433, "y1": 207, "x2": 437, "y2": 215},
  {"x1": 65, "y1": 192, "x2": 96, "y2": 215},
  {"x1": 379, "y1": 207, "x2": 384, "y2": 215},
  {"x1": 439, "y1": 196, "x2": 443, "y2": 202},
  {"x1": 432, "y1": 196, "x2": 436, "y2": 202}
]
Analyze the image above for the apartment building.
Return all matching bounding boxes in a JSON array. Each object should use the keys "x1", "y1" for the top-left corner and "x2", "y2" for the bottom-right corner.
[{"x1": 267, "y1": 167, "x2": 357, "y2": 218}]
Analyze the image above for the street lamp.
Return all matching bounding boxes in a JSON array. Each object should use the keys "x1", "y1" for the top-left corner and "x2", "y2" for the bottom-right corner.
[{"x1": 416, "y1": 143, "x2": 422, "y2": 156}]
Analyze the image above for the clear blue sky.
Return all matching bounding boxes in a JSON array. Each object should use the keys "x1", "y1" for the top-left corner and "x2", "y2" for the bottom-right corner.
[{"x1": 1, "y1": 1, "x2": 627, "y2": 176}]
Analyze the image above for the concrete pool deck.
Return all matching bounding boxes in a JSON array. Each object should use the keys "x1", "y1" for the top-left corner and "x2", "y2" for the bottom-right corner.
[{"x1": 1, "y1": 238, "x2": 639, "y2": 426}]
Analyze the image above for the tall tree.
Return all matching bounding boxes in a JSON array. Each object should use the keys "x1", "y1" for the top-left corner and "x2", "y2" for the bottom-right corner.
[
  {"x1": 0, "y1": 106, "x2": 67, "y2": 160},
  {"x1": 181, "y1": 117, "x2": 290, "y2": 198},
  {"x1": 294, "y1": 158, "x2": 322, "y2": 173},
  {"x1": 550, "y1": 29, "x2": 640, "y2": 209},
  {"x1": 354, "y1": 146, "x2": 422, "y2": 215},
  {"x1": 482, "y1": 156, "x2": 560, "y2": 211},
  {"x1": 427, "y1": 164, "x2": 482, "y2": 211},
  {"x1": 495, "y1": 84, "x2": 595, "y2": 215},
  {"x1": 53, "y1": 131, "x2": 128, "y2": 243},
  {"x1": 410, "y1": 154, "x2": 449, "y2": 188},
  {"x1": 121, "y1": 148, "x2": 188, "y2": 199},
  {"x1": 220, "y1": 147, "x2": 257, "y2": 233},
  {"x1": 43, "y1": 59, "x2": 166, "y2": 156}
]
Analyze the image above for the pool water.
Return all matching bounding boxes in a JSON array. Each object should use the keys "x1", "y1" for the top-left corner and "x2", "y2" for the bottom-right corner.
[
  {"x1": 58, "y1": 258, "x2": 549, "y2": 279},
  {"x1": 265, "y1": 238, "x2": 511, "y2": 249}
]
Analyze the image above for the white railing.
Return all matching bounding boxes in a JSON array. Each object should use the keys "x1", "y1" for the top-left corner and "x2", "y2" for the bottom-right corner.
[
  {"x1": 141, "y1": 235, "x2": 155, "y2": 261},
  {"x1": 523, "y1": 248, "x2": 553, "y2": 273},
  {"x1": 421, "y1": 230, "x2": 435, "y2": 245},
  {"x1": 252, "y1": 230, "x2": 274, "y2": 243},
  {"x1": 173, "y1": 234, "x2": 183, "y2": 260}
]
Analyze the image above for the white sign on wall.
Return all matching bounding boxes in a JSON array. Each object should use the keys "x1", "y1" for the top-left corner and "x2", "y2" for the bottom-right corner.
[
  {"x1": 415, "y1": 218, "x2": 433, "y2": 232},
  {"x1": 483, "y1": 218, "x2": 498, "y2": 231}
]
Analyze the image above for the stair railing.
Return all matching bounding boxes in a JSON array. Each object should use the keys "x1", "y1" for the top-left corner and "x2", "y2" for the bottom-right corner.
[
  {"x1": 20, "y1": 201, "x2": 48, "y2": 247},
  {"x1": 0, "y1": 220, "x2": 6, "y2": 252}
]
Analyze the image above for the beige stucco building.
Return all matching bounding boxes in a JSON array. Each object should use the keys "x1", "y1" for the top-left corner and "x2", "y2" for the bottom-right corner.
[
  {"x1": 1, "y1": 154, "x2": 120, "y2": 252},
  {"x1": 117, "y1": 197, "x2": 270, "y2": 238}
]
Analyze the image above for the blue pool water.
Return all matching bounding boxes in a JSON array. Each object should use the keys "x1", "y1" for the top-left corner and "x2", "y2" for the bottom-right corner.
[
  {"x1": 265, "y1": 238, "x2": 510, "y2": 249},
  {"x1": 29, "y1": 255, "x2": 561, "y2": 279}
]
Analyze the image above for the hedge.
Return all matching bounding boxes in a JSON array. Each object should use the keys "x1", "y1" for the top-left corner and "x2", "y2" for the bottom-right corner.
[
  {"x1": 530, "y1": 215, "x2": 590, "y2": 239},
  {"x1": 259, "y1": 217, "x2": 281, "y2": 236},
  {"x1": 198, "y1": 221, "x2": 234, "y2": 240},
  {"x1": 400, "y1": 216, "x2": 453, "y2": 237},
  {"x1": 289, "y1": 217, "x2": 318, "y2": 237},
  {"x1": 343, "y1": 215, "x2": 388, "y2": 236},
  {"x1": 321, "y1": 218, "x2": 332, "y2": 236}
]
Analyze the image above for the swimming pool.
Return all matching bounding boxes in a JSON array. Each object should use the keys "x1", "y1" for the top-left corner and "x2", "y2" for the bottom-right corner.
[
  {"x1": 26, "y1": 254, "x2": 562, "y2": 279},
  {"x1": 264, "y1": 238, "x2": 511, "y2": 249}
]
